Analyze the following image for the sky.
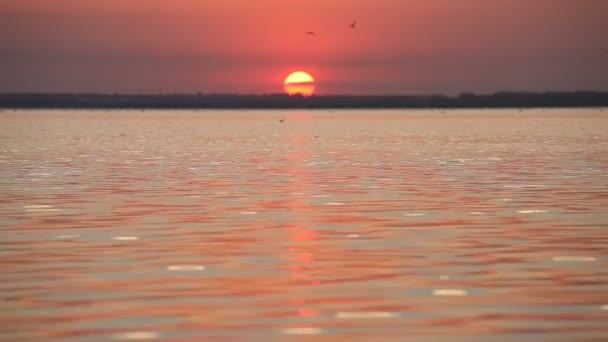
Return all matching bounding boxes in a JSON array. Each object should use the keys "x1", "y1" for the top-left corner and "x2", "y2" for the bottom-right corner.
[{"x1": 1, "y1": 0, "x2": 607, "y2": 95}]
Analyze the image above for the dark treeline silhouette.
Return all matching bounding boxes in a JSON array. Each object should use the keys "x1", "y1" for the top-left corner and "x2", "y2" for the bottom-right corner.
[{"x1": 1, "y1": 92, "x2": 607, "y2": 109}]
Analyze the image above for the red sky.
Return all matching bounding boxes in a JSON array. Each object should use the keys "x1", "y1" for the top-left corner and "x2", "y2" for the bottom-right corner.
[{"x1": 1, "y1": 0, "x2": 607, "y2": 95}]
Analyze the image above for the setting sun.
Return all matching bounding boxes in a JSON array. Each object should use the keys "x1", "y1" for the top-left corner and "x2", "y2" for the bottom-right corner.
[{"x1": 283, "y1": 71, "x2": 315, "y2": 96}]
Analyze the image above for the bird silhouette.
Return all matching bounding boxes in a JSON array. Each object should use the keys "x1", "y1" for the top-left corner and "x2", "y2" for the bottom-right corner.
[
  {"x1": 306, "y1": 31, "x2": 318, "y2": 37},
  {"x1": 350, "y1": 21, "x2": 357, "y2": 28}
]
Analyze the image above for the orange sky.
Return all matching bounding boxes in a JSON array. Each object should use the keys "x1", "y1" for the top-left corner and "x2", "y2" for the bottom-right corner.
[{"x1": 1, "y1": 0, "x2": 607, "y2": 94}]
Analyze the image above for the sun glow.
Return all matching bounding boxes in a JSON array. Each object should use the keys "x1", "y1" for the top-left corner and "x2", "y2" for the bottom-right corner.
[{"x1": 284, "y1": 71, "x2": 315, "y2": 96}]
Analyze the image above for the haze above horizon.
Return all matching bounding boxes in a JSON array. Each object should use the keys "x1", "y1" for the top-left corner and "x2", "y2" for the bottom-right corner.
[{"x1": 1, "y1": 0, "x2": 607, "y2": 95}]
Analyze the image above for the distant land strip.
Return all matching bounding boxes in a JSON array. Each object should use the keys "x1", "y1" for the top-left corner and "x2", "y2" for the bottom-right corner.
[{"x1": 1, "y1": 92, "x2": 607, "y2": 109}]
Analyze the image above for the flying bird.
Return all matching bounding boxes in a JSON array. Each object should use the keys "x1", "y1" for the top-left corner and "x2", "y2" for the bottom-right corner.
[
  {"x1": 306, "y1": 31, "x2": 318, "y2": 37},
  {"x1": 350, "y1": 21, "x2": 357, "y2": 28}
]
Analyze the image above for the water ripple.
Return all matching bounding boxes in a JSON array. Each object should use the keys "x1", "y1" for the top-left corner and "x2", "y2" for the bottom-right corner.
[{"x1": 0, "y1": 109, "x2": 607, "y2": 341}]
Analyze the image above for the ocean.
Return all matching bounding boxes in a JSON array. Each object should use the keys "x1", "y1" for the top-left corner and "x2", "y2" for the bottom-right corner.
[{"x1": 0, "y1": 108, "x2": 607, "y2": 341}]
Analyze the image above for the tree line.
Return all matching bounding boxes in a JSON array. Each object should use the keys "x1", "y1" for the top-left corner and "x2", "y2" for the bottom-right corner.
[{"x1": 1, "y1": 92, "x2": 607, "y2": 109}]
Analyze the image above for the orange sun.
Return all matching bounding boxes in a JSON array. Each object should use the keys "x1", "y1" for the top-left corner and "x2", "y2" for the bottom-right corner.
[{"x1": 284, "y1": 71, "x2": 315, "y2": 96}]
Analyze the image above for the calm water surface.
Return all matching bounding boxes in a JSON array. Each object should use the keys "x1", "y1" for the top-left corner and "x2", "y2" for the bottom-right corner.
[{"x1": 0, "y1": 109, "x2": 607, "y2": 341}]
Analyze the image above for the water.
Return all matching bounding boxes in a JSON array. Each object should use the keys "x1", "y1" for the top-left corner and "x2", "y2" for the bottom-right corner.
[{"x1": 0, "y1": 109, "x2": 607, "y2": 341}]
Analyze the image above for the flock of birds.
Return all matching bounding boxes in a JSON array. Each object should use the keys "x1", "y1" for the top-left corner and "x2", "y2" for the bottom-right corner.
[{"x1": 306, "y1": 20, "x2": 357, "y2": 38}]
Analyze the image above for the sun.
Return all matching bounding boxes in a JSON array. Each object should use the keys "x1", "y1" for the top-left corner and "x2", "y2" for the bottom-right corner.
[{"x1": 284, "y1": 71, "x2": 315, "y2": 96}]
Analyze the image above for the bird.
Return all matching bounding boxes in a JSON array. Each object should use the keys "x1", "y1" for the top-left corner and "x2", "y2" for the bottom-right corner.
[
  {"x1": 350, "y1": 21, "x2": 357, "y2": 28},
  {"x1": 306, "y1": 31, "x2": 318, "y2": 37}
]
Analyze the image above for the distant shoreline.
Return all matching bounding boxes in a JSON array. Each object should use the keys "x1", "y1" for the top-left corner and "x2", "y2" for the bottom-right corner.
[{"x1": 1, "y1": 92, "x2": 607, "y2": 109}]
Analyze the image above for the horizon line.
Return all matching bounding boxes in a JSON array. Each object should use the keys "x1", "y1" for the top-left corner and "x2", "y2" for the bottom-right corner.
[{"x1": 2, "y1": 90, "x2": 608, "y2": 97}]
